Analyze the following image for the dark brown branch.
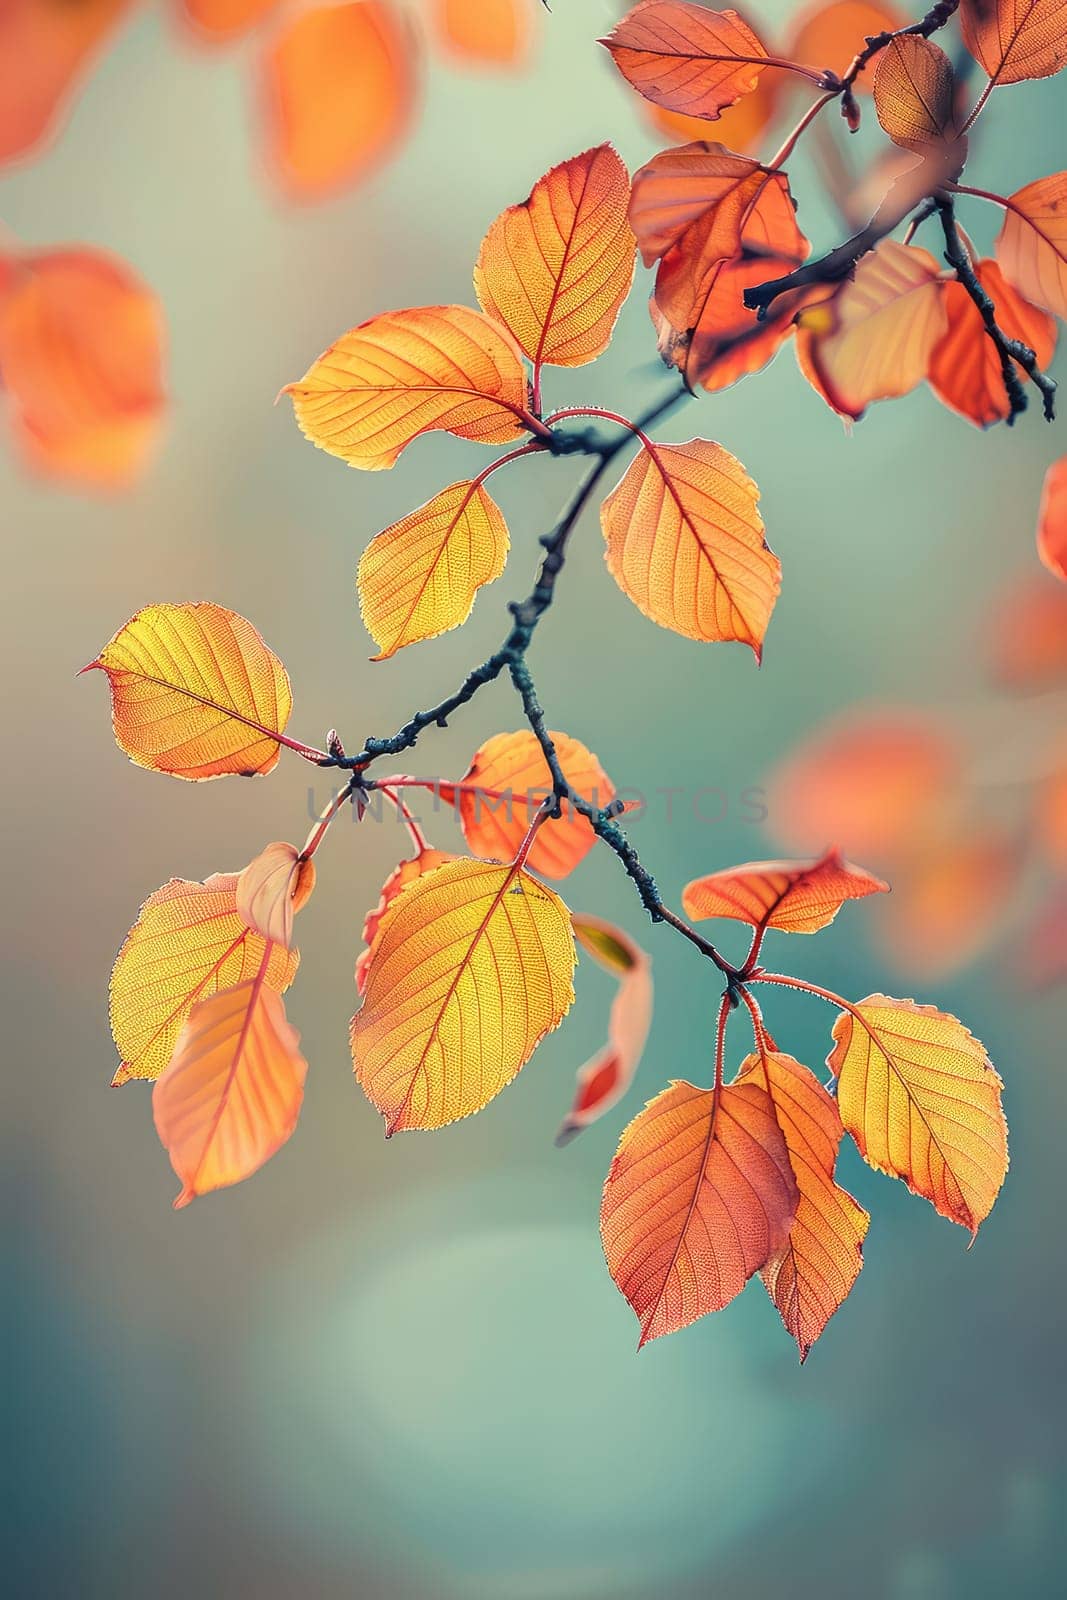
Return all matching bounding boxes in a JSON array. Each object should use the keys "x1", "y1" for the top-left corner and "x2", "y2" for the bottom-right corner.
[{"x1": 936, "y1": 198, "x2": 1057, "y2": 424}]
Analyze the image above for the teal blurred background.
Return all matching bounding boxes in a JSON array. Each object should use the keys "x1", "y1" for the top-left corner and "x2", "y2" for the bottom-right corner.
[{"x1": 4, "y1": 4, "x2": 1067, "y2": 1596}]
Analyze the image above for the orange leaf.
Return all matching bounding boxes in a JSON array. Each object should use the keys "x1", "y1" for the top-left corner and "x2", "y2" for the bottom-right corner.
[
  {"x1": 651, "y1": 255, "x2": 801, "y2": 393},
  {"x1": 351, "y1": 857, "x2": 576, "y2": 1133},
  {"x1": 988, "y1": 571, "x2": 1067, "y2": 688},
  {"x1": 358, "y1": 479, "x2": 509, "y2": 658},
  {"x1": 153, "y1": 963, "x2": 308, "y2": 1208},
  {"x1": 601, "y1": 1, "x2": 770, "y2": 121},
  {"x1": 785, "y1": 0, "x2": 906, "y2": 95},
  {"x1": 629, "y1": 142, "x2": 762, "y2": 268},
  {"x1": 556, "y1": 915, "x2": 653, "y2": 1145},
  {"x1": 601, "y1": 1077, "x2": 798, "y2": 1344},
  {"x1": 236, "y1": 842, "x2": 316, "y2": 948},
  {"x1": 109, "y1": 874, "x2": 299, "y2": 1086},
  {"x1": 474, "y1": 145, "x2": 636, "y2": 369},
  {"x1": 644, "y1": 70, "x2": 782, "y2": 152},
  {"x1": 179, "y1": 0, "x2": 280, "y2": 42},
  {"x1": 960, "y1": 0, "x2": 1067, "y2": 88},
  {"x1": 738, "y1": 1048, "x2": 868, "y2": 1361},
  {"x1": 0, "y1": 246, "x2": 165, "y2": 490},
  {"x1": 996, "y1": 171, "x2": 1067, "y2": 320},
  {"x1": 260, "y1": 0, "x2": 417, "y2": 199},
  {"x1": 796, "y1": 240, "x2": 947, "y2": 420},
  {"x1": 455, "y1": 729, "x2": 616, "y2": 879},
  {"x1": 682, "y1": 848, "x2": 888, "y2": 934},
  {"x1": 600, "y1": 438, "x2": 778, "y2": 656},
  {"x1": 1038, "y1": 457, "x2": 1067, "y2": 581},
  {"x1": 768, "y1": 709, "x2": 959, "y2": 859},
  {"x1": 286, "y1": 305, "x2": 531, "y2": 471},
  {"x1": 928, "y1": 258, "x2": 1057, "y2": 427},
  {"x1": 876, "y1": 828, "x2": 1019, "y2": 978},
  {"x1": 827, "y1": 995, "x2": 1008, "y2": 1235},
  {"x1": 433, "y1": 0, "x2": 532, "y2": 66},
  {"x1": 355, "y1": 846, "x2": 457, "y2": 995},
  {"x1": 872, "y1": 36, "x2": 961, "y2": 153},
  {"x1": 0, "y1": 0, "x2": 129, "y2": 165},
  {"x1": 84, "y1": 601, "x2": 295, "y2": 780}
]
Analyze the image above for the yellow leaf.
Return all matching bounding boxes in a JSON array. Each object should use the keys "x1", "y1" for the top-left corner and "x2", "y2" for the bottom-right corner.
[
  {"x1": 84, "y1": 601, "x2": 295, "y2": 780},
  {"x1": 358, "y1": 479, "x2": 509, "y2": 658},
  {"x1": 109, "y1": 874, "x2": 299, "y2": 1085},
  {"x1": 351, "y1": 857, "x2": 576, "y2": 1133},
  {"x1": 827, "y1": 995, "x2": 1009, "y2": 1235}
]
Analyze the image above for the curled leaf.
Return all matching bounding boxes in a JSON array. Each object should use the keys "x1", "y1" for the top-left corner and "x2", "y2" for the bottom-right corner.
[
  {"x1": 84, "y1": 602, "x2": 294, "y2": 779},
  {"x1": 351, "y1": 857, "x2": 576, "y2": 1133},
  {"x1": 557, "y1": 916, "x2": 653, "y2": 1145},
  {"x1": 682, "y1": 849, "x2": 888, "y2": 934},
  {"x1": 286, "y1": 305, "x2": 531, "y2": 471},
  {"x1": 928, "y1": 259, "x2": 1057, "y2": 428},
  {"x1": 601, "y1": 2, "x2": 769, "y2": 121},
  {"x1": 358, "y1": 479, "x2": 509, "y2": 658},
  {"x1": 827, "y1": 995, "x2": 1009, "y2": 1235},
  {"x1": 600, "y1": 438, "x2": 778, "y2": 656},
  {"x1": 996, "y1": 171, "x2": 1067, "y2": 321},
  {"x1": 474, "y1": 144, "x2": 636, "y2": 368},
  {"x1": 236, "y1": 842, "x2": 316, "y2": 948}
]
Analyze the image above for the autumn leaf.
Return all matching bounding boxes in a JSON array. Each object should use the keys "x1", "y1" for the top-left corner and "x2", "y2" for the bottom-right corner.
[
  {"x1": 601, "y1": 1077, "x2": 798, "y2": 1345},
  {"x1": 988, "y1": 572, "x2": 1067, "y2": 688},
  {"x1": 358, "y1": 479, "x2": 509, "y2": 658},
  {"x1": 0, "y1": 245, "x2": 165, "y2": 490},
  {"x1": 785, "y1": 0, "x2": 906, "y2": 95},
  {"x1": 355, "y1": 847, "x2": 457, "y2": 995},
  {"x1": 738, "y1": 1048, "x2": 868, "y2": 1361},
  {"x1": 153, "y1": 963, "x2": 308, "y2": 1208},
  {"x1": 179, "y1": 0, "x2": 280, "y2": 41},
  {"x1": 286, "y1": 305, "x2": 532, "y2": 471},
  {"x1": 644, "y1": 71, "x2": 782, "y2": 153},
  {"x1": 236, "y1": 842, "x2": 316, "y2": 948},
  {"x1": 996, "y1": 172, "x2": 1067, "y2": 321},
  {"x1": 827, "y1": 995, "x2": 1009, "y2": 1235},
  {"x1": 768, "y1": 708, "x2": 959, "y2": 858},
  {"x1": 796, "y1": 240, "x2": 948, "y2": 420},
  {"x1": 260, "y1": 0, "x2": 417, "y2": 199},
  {"x1": 433, "y1": 0, "x2": 532, "y2": 65},
  {"x1": 83, "y1": 602, "x2": 295, "y2": 779},
  {"x1": 601, "y1": 1, "x2": 770, "y2": 121},
  {"x1": 682, "y1": 849, "x2": 888, "y2": 934},
  {"x1": 960, "y1": 0, "x2": 1067, "y2": 88},
  {"x1": 448, "y1": 729, "x2": 616, "y2": 880},
  {"x1": 876, "y1": 829, "x2": 1019, "y2": 979},
  {"x1": 928, "y1": 258, "x2": 1057, "y2": 428},
  {"x1": 600, "y1": 438, "x2": 778, "y2": 656},
  {"x1": 1037, "y1": 456, "x2": 1067, "y2": 580},
  {"x1": 474, "y1": 145, "x2": 636, "y2": 369},
  {"x1": 629, "y1": 142, "x2": 762, "y2": 268},
  {"x1": 556, "y1": 916, "x2": 653, "y2": 1145},
  {"x1": 651, "y1": 255, "x2": 801, "y2": 394},
  {"x1": 0, "y1": 0, "x2": 129, "y2": 166},
  {"x1": 872, "y1": 36, "x2": 962, "y2": 156},
  {"x1": 351, "y1": 857, "x2": 576, "y2": 1133},
  {"x1": 109, "y1": 874, "x2": 299, "y2": 1086}
]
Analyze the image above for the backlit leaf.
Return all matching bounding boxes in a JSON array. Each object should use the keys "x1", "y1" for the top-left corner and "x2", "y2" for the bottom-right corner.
[
  {"x1": 872, "y1": 36, "x2": 960, "y2": 153},
  {"x1": 644, "y1": 71, "x2": 782, "y2": 152},
  {"x1": 0, "y1": 246, "x2": 165, "y2": 490},
  {"x1": 996, "y1": 172, "x2": 1067, "y2": 321},
  {"x1": 84, "y1": 602, "x2": 294, "y2": 779},
  {"x1": 434, "y1": 0, "x2": 531, "y2": 65},
  {"x1": 960, "y1": 0, "x2": 1067, "y2": 88},
  {"x1": 153, "y1": 966, "x2": 308, "y2": 1208},
  {"x1": 738, "y1": 1048, "x2": 868, "y2": 1361},
  {"x1": 651, "y1": 255, "x2": 801, "y2": 393},
  {"x1": 827, "y1": 995, "x2": 1009, "y2": 1234},
  {"x1": 451, "y1": 729, "x2": 616, "y2": 879},
  {"x1": 358, "y1": 479, "x2": 509, "y2": 658},
  {"x1": 557, "y1": 916, "x2": 653, "y2": 1145},
  {"x1": 601, "y1": 1077, "x2": 798, "y2": 1345},
  {"x1": 796, "y1": 240, "x2": 947, "y2": 420},
  {"x1": 109, "y1": 874, "x2": 298, "y2": 1086},
  {"x1": 600, "y1": 438, "x2": 778, "y2": 656},
  {"x1": 286, "y1": 305, "x2": 531, "y2": 471},
  {"x1": 928, "y1": 259, "x2": 1057, "y2": 427},
  {"x1": 355, "y1": 847, "x2": 457, "y2": 995},
  {"x1": 236, "y1": 842, "x2": 316, "y2": 948},
  {"x1": 1037, "y1": 456, "x2": 1067, "y2": 580},
  {"x1": 0, "y1": 0, "x2": 129, "y2": 165},
  {"x1": 261, "y1": 0, "x2": 417, "y2": 199},
  {"x1": 351, "y1": 857, "x2": 576, "y2": 1133},
  {"x1": 785, "y1": 0, "x2": 905, "y2": 94},
  {"x1": 601, "y1": 1, "x2": 770, "y2": 121},
  {"x1": 474, "y1": 144, "x2": 636, "y2": 369},
  {"x1": 682, "y1": 848, "x2": 888, "y2": 934},
  {"x1": 629, "y1": 142, "x2": 761, "y2": 268}
]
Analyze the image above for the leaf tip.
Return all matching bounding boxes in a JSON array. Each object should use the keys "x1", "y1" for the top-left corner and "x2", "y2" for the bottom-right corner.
[{"x1": 173, "y1": 1187, "x2": 195, "y2": 1211}]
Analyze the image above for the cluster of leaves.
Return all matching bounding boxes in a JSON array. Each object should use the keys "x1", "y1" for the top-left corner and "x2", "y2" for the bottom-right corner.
[
  {"x1": 86, "y1": 12, "x2": 1045, "y2": 1352},
  {"x1": 1, "y1": 0, "x2": 534, "y2": 199}
]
